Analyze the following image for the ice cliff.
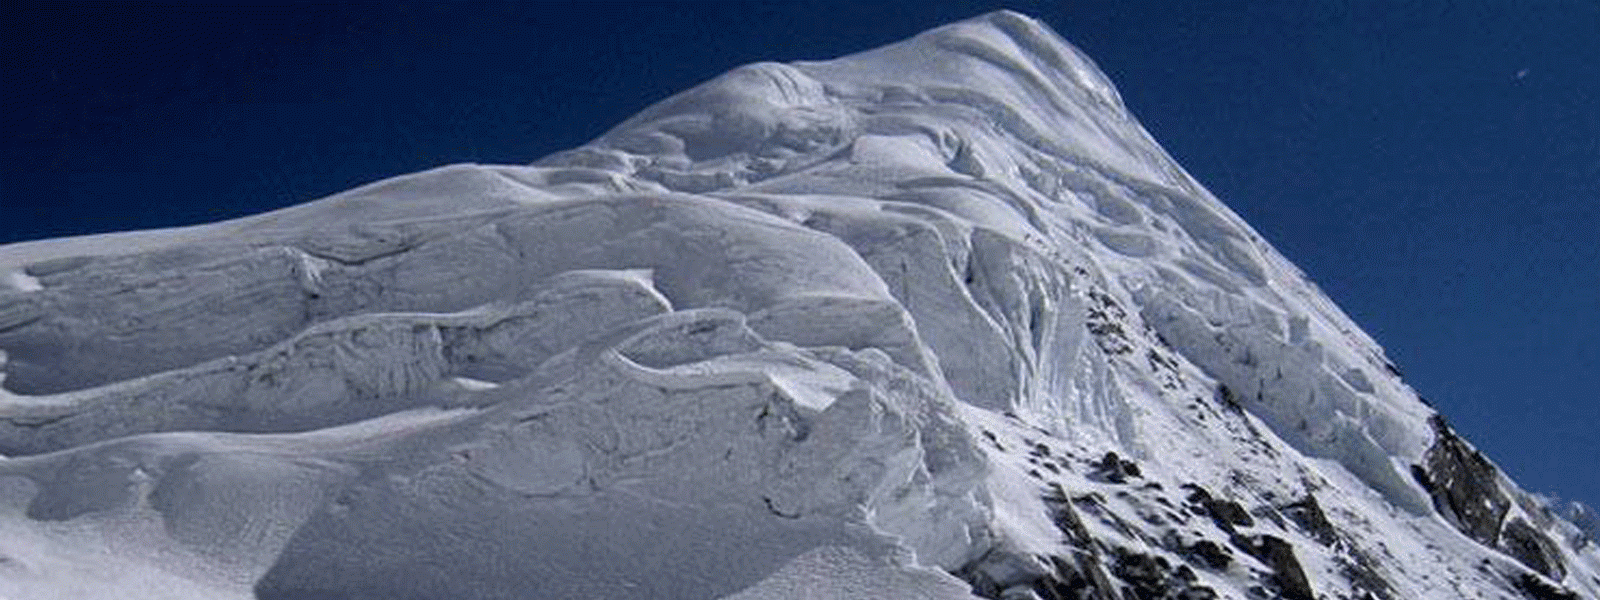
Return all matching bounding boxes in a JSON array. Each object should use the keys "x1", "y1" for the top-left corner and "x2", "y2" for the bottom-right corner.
[{"x1": 1, "y1": 10, "x2": 1595, "y2": 600}]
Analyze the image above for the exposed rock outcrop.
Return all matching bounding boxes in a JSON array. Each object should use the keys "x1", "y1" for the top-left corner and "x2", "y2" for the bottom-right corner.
[{"x1": 1413, "y1": 415, "x2": 1511, "y2": 546}]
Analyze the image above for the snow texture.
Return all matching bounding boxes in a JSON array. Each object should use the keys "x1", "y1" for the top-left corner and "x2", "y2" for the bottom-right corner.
[{"x1": 1, "y1": 10, "x2": 1594, "y2": 600}]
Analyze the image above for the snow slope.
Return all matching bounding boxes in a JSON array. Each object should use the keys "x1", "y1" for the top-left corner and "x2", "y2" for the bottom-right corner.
[{"x1": 2, "y1": 10, "x2": 1594, "y2": 600}]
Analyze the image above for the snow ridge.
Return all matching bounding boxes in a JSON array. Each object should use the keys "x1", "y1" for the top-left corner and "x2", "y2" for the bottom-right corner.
[{"x1": 1, "y1": 10, "x2": 1593, "y2": 600}]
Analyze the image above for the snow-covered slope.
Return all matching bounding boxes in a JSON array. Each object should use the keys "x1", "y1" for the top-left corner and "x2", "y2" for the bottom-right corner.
[{"x1": 1, "y1": 10, "x2": 1594, "y2": 600}]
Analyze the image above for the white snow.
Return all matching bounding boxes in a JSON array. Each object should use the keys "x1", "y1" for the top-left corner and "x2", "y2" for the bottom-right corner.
[{"x1": 1, "y1": 269, "x2": 42, "y2": 293}]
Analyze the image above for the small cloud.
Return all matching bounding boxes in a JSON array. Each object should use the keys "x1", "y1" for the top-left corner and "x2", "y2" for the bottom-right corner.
[{"x1": 1515, "y1": 68, "x2": 1531, "y2": 80}]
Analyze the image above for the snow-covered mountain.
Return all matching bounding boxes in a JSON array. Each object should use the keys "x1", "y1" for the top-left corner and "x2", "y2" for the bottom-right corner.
[{"x1": 1, "y1": 10, "x2": 1593, "y2": 600}]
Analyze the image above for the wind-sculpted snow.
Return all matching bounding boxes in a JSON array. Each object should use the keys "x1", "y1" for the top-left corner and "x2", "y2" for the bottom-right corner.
[{"x1": 2, "y1": 10, "x2": 1595, "y2": 600}]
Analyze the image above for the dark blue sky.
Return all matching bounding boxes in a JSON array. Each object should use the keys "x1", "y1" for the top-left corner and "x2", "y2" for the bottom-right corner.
[{"x1": 3, "y1": 1, "x2": 1596, "y2": 510}]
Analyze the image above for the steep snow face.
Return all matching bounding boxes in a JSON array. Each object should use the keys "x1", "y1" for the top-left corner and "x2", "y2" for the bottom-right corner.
[{"x1": 1, "y1": 10, "x2": 1594, "y2": 600}]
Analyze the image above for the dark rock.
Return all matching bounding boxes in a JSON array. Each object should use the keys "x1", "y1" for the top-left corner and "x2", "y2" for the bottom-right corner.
[
  {"x1": 1026, "y1": 486, "x2": 1120, "y2": 600},
  {"x1": 1501, "y1": 518, "x2": 1567, "y2": 581},
  {"x1": 1280, "y1": 493, "x2": 1338, "y2": 547},
  {"x1": 1512, "y1": 572, "x2": 1580, "y2": 600},
  {"x1": 1217, "y1": 384, "x2": 1243, "y2": 413},
  {"x1": 1180, "y1": 539, "x2": 1232, "y2": 570},
  {"x1": 1410, "y1": 464, "x2": 1434, "y2": 493},
  {"x1": 1182, "y1": 484, "x2": 1254, "y2": 531},
  {"x1": 1110, "y1": 547, "x2": 1218, "y2": 600},
  {"x1": 1336, "y1": 549, "x2": 1396, "y2": 600},
  {"x1": 1093, "y1": 451, "x2": 1141, "y2": 483},
  {"x1": 1207, "y1": 499, "x2": 1252, "y2": 529},
  {"x1": 1044, "y1": 485, "x2": 1093, "y2": 544},
  {"x1": 1112, "y1": 551, "x2": 1165, "y2": 585},
  {"x1": 1414, "y1": 415, "x2": 1510, "y2": 546},
  {"x1": 1032, "y1": 553, "x2": 1118, "y2": 600},
  {"x1": 1230, "y1": 534, "x2": 1315, "y2": 600}
]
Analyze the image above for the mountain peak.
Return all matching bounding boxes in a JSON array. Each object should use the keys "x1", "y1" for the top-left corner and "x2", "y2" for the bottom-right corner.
[
  {"x1": 568, "y1": 10, "x2": 1169, "y2": 197},
  {"x1": 2, "y1": 12, "x2": 1595, "y2": 600},
  {"x1": 825, "y1": 10, "x2": 1126, "y2": 110}
]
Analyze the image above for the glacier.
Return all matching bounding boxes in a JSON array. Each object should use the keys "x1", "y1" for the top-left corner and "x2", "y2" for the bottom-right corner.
[{"x1": 1, "y1": 10, "x2": 1595, "y2": 600}]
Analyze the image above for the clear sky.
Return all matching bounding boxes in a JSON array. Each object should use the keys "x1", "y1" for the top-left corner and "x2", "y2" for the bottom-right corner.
[{"x1": 3, "y1": 1, "x2": 1596, "y2": 511}]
